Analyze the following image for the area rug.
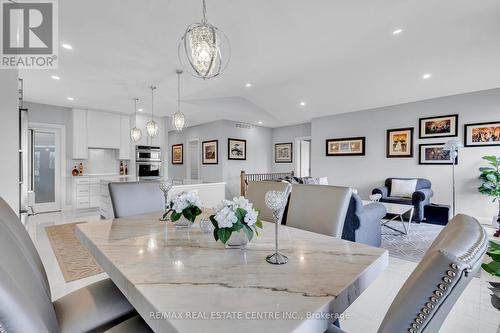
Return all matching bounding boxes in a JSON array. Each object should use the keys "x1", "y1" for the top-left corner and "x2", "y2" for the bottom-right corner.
[
  {"x1": 45, "y1": 222, "x2": 103, "y2": 282},
  {"x1": 381, "y1": 220, "x2": 444, "y2": 263}
]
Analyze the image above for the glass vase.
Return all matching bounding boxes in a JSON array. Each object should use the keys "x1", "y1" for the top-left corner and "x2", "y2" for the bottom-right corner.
[
  {"x1": 225, "y1": 229, "x2": 248, "y2": 250},
  {"x1": 174, "y1": 216, "x2": 193, "y2": 229}
]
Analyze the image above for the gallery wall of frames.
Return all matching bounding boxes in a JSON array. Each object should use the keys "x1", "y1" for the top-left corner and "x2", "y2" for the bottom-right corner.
[{"x1": 324, "y1": 113, "x2": 499, "y2": 165}]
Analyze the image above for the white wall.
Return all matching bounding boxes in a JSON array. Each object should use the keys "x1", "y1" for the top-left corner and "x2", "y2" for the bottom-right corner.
[
  {"x1": 271, "y1": 123, "x2": 311, "y2": 173},
  {"x1": 168, "y1": 120, "x2": 273, "y2": 199},
  {"x1": 311, "y1": 88, "x2": 500, "y2": 220},
  {"x1": 0, "y1": 70, "x2": 19, "y2": 212}
]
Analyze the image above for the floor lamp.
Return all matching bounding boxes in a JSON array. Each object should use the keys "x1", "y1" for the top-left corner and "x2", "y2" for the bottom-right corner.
[{"x1": 443, "y1": 139, "x2": 463, "y2": 217}]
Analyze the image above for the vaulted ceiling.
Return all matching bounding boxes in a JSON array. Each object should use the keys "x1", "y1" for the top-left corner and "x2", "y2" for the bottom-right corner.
[{"x1": 20, "y1": 0, "x2": 500, "y2": 128}]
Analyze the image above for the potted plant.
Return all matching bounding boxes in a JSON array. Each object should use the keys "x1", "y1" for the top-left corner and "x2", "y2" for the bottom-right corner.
[
  {"x1": 482, "y1": 240, "x2": 500, "y2": 311},
  {"x1": 210, "y1": 196, "x2": 263, "y2": 249},
  {"x1": 164, "y1": 191, "x2": 202, "y2": 228},
  {"x1": 478, "y1": 155, "x2": 500, "y2": 237}
]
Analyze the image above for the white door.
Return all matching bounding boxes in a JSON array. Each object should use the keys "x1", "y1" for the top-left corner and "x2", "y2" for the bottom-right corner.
[
  {"x1": 188, "y1": 140, "x2": 200, "y2": 180},
  {"x1": 30, "y1": 127, "x2": 62, "y2": 213},
  {"x1": 298, "y1": 139, "x2": 311, "y2": 177}
]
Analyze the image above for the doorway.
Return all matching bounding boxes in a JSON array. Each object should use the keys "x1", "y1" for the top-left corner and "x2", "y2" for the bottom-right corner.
[
  {"x1": 296, "y1": 138, "x2": 311, "y2": 177},
  {"x1": 29, "y1": 125, "x2": 63, "y2": 213},
  {"x1": 187, "y1": 139, "x2": 200, "y2": 180}
]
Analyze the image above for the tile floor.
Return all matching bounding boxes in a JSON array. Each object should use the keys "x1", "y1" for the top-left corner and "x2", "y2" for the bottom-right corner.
[{"x1": 27, "y1": 210, "x2": 500, "y2": 333}]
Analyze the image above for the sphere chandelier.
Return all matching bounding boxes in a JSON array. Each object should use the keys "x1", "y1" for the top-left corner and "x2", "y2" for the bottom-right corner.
[
  {"x1": 146, "y1": 86, "x2": 159, "y2": 138},
  {"x1": 178, "y1": 0, "x2": 231, "y2": 80},
  {"x1": 172, "y1": 69, "x2": 186, "y2": 131},
  {"x1": 130, "y1": 98, "x2": 142, "y2": 142}
]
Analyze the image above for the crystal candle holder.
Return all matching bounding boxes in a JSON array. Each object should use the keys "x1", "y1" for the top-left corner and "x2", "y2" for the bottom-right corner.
[
  {"x1": 159, "y1": 181, "x2": 173, "y2": 221},
  {"x1": 265, "y1": 184, "x2": 292, "y2": 265}
]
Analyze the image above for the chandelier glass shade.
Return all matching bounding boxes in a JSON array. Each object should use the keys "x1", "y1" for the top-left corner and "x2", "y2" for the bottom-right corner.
[
  {"x1": 172, "y1": 70, "x2": 186, "y2": 131},
  {"x1": 147, "y1": 86, "x2": 159, "y2": 138},
  {"x1": 178, "y1": 0, "x2": 230, "y2": 79},
  {"x1": 130, "y1": 98, "x2": 142, "y2": 142}
]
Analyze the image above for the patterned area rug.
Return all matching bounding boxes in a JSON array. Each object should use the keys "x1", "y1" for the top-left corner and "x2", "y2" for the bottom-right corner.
[
  {"x1": 45, "y1": 222, "x2": 103, "y2": 282},
  {"x1": 381, "y1": 220, "x2": 444, "y2": 263}
]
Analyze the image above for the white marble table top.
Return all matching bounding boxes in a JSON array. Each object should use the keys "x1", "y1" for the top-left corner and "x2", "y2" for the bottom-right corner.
[{"x1": 76, "y1": 213, "x2": 388, "y2": 333}]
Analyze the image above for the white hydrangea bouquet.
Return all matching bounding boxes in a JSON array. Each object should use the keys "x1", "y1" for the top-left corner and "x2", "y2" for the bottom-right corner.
[
  {"x1": 209, "y1": 196, "x2": 263, "y2": 245},
  {"x1": 163, "y1": 191, "x2": 203, "y2": 225}
]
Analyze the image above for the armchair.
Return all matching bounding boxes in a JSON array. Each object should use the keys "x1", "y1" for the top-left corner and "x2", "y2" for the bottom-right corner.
[{"x1": 372, "y1": 178, "x2": 433, "y2": 222}]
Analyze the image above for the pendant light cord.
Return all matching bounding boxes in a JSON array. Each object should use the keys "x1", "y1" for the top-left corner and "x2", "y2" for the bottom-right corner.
[
  {"x1": 177, "y1": 72, "x2": 181, "y2": 112},
  {"x1": 133, "y1": 98, "x2": 138, "y2": 127},
  {"x1": 202, "y1": 0, "x2": 207, "y2": 23},
  {"x1": 150, "y1": 86, "x2": 155, "y2": 121}
]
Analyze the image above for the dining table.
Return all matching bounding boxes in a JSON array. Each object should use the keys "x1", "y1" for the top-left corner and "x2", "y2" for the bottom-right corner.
[{"x1": 76, "y1": 212, "x2": 388, "y2": 333}]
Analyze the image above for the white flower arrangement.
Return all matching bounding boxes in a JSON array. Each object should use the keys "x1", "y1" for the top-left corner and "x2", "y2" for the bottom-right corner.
[
  {"x1": 164, "y1": 191, "x2": 203, "y2": 223},
  {"x1": 210, "y1": 196, "x2": 263, "y2": 244}
]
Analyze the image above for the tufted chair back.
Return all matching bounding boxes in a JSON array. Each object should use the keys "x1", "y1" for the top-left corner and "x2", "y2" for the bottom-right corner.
[{"x1": 377, "y1": 214, "x2": 487, "y2": 333}]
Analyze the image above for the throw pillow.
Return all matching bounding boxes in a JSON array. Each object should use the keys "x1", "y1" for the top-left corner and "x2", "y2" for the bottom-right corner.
[{"x1": 391, "y1": 179, "x2": 417, "y2": 198}]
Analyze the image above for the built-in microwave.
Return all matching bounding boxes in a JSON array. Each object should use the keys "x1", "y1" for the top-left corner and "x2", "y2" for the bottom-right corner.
[
  {"x1": 136, "y1": 145, "x2": 161, "y2": 162},
  {"x1": 136, "y1": 162, "x2": 162, "y2": 178}
]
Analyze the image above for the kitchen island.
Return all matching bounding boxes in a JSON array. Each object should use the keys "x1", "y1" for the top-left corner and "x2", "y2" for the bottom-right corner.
[{"x1": 99, "y1": 178, "x2": 226, "y2": 219}]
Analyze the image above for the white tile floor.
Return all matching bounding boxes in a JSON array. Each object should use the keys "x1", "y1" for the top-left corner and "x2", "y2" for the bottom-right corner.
[{"x1": 27, "y1": 210, "x2": 500, "y2": 333}]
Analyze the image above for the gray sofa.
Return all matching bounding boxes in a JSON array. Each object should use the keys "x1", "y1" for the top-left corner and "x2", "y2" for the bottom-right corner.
[
  {"x1": 342, "y1": 193, "x2": 386, "y2": 247},
  {"x1": 372, "y1": 177, "x2": 433, "y2": 222}
]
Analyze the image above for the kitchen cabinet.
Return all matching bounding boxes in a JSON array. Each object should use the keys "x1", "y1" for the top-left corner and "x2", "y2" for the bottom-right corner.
[
  {"x1": 119, "y1": 115, "x2": 132, "y2": 160},
  {"x1": 72, "y1": 109, "x2": 88, "y2": 159},
  {"x1": 87, "y1": 110, "x2": 120, "y2": 149}
]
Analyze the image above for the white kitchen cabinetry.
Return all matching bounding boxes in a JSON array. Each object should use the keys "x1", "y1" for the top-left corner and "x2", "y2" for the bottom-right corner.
[
  {"x1": 119, "y1": 115, "x2": 132, "y2": 160},
  {"x1": 73, "y1": 177, "x2": 101, "y2": 209},
  {"x1": 72, "y1": 109, "x2": 88, "y2": 159},
  {"x1": 87, "y1": 110, "x2": 121, "y2": 149}
]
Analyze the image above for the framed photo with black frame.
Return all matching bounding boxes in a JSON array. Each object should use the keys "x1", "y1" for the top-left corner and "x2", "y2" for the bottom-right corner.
[
  {"x1": 464, "y1": 121, "x2": 500, "y2": 147},
  {"x1": 325, "y1": 137, "x2": 366, "y2": 156},
  {"x1": 419, "y1": 143, "x2": 458, "y2": 165},
  {"x1": 228, "y1": 138, "x2": 247, "y2": 160},
  {"x1": 386, "y1": 127, "x2": 414, "y2": 158},
  {"x1": 418, "y1": 114, "x2": 458, "y2": 139},
  {"x1": 274, "y1": 142, "x2": 293, "y2": 163},
  {"x1": 202, "y1": 140, "x2": 218, "y2": 164}
]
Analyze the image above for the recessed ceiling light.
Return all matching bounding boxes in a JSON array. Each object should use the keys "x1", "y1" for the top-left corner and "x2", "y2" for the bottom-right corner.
[
  {"x1": 245, "y1": 83, "x2": 252, "y2": 88},
  {"x1": 299, "y1": 101, "x2": 306, "y2": 107},
  {"x1": 392, "y1": 28, "x2": 403, "y2": 35},
  {"x1": 258, "y1": 121, "x2": 263, "y2": 125},
  {"x1": 51, "y1": 75, "x2": 60, "y2": 80},
  {"x1": 422, "y1": 73, "x2": 432, "y2": 80},
  {"x1": 61, "y1": 43, "x2": 73, "y2": 50},
  {"x1": 67, "y1": 97, "x2": 74, "y2": 101},
  {"x1": 138, "y1": 108, "x2": 143, "y2": 112}
]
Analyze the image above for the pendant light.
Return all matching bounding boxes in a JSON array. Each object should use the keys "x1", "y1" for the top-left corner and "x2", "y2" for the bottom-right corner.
[
  {"x1": 172, "y1": 69, "x2": 186, "y2": 131},
  {"x1": 178, "y1": 0, "x2": 231, "y2": 80},
  {"x1": 146, "y1": 86, "x2": 159, "y2": 138},
  {"x1": 130, "y1": 98, "x2": 142, "y2": 142}
]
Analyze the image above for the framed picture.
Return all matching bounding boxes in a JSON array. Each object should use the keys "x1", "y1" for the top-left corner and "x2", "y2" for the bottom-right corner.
[
  {"x1": 386, "y1": 127, "x2": 414, "y2": 158},
  {"x1": 419, "y1": 114, "x2": 458, "y2": 139},
  {"x1": 228, "y1": 138, "x2": 247, "y2": 160},
  {"x1": 274, "y1": 142, "x2": 293, "y2": 163},
  {"x1": 464, "y1": 121, "x2": 500, "y2": 147},
  {"x1": 419, "y1": 143, "x2": 457, "y2": 165},
  {"x1": 171, "y1": 144, "x2": 183, "y2": 165},
  {"x1": 202, "y1": 140, "x2": 218, "y2": 164},
  {"x1": 326, "y1": 137, "x2": 366, "y2": 156}
]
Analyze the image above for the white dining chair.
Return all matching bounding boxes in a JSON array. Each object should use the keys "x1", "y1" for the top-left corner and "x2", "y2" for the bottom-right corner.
[{"x1": 326, "y1": 213, "x2": 487, "y2": 333}]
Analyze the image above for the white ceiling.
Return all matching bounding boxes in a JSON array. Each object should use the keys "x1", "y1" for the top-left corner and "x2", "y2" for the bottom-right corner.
[{"x1": 21, "y1": 0, "x2": 500, "y2": 128}]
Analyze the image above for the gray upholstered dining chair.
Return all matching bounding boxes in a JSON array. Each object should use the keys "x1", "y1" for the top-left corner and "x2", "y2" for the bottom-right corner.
[
  {"x1": 326, "y1": 213, "x2": 488, "y2": 333},
  {"x1": 245, "y1": 181, "x2": 289, "y2": 222},
  {"x1": 109, "y1": 181, "x2": 164, "y2": 218},
  {"x1": 286, "y1": 185, "x2": 353, "y2": 238},
  {"x1": 0, "y1": 197, "x2": 141, "y2": 333}
]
